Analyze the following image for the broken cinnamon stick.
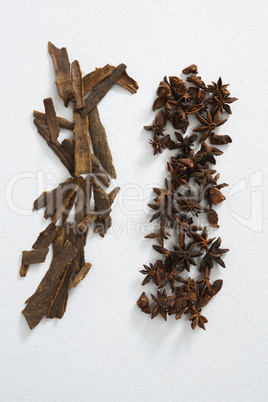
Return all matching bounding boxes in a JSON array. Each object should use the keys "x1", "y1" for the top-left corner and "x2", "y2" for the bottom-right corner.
[
  {"x1": 22, "y1": 248, "x2": 49, "y2": 265},
  {"x1": 69, "y1": 263, "x2": 92, "y2": 289},
  {"x1": 71, "y1": 60, "x2": 85, "y2": 110},
  {"x1": 47, "y1": 261, "x2": 77, "y2": 318},
  {"x1": 117, "y1": 70, "x2": 139, "y2": 94},
  {"x1": 48, "y1": 42, "x2": 76, "y2": 107},
  {"x1": 33, "y1": 178, "x2": 72, "y2": 211},
  {"x1": 32, "y1": 223, "x2": 57, "y2": 249},
  {"x1": 73, "y1": 112, "x2": 92, "y2": 176},
  {"x1": 83, "y1": 65, "x2": 138, "y2": 95},
  {"x1": 33, "y1": 110, "x2": 74, "y2": 130},
  {"x1": 22, "y1": 240, "x2": 77, "y2": 329},
  {"x1": 81, "y1": 63, "x2": 126, "y2": 118},
  {"x1": 83, "y1": 64, "x2": 114, "y2": 94},
  {"x1": 88, "y1": 106, "x2": 116, "y2": 178},
  {"x1": 43, "y1": 98, "x2": 60, "y2": 142},
  {"x1": 20, "y1": 248, "x2": 49, "y2": 276},
  {"x1": 61, "y1": 139, "x2": 110, "y2": 186},
  {"x1": 34, "y1": 118, "x2": 74, "y2": 176}
]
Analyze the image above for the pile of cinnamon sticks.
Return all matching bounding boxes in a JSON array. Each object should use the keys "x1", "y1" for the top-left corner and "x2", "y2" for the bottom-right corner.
[{"x1": 20, "y1": 42, "x2": 138, "y2": 330}]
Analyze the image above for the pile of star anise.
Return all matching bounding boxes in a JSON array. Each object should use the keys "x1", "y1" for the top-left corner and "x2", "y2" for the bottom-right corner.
[{"x1": 137, "y1": 64, "x2": 237, "y2": 330}]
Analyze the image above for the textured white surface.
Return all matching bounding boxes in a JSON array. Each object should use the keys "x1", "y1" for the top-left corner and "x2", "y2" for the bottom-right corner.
[{"x1": 0, "y1": 0, "x2": 268, "y2": 401}]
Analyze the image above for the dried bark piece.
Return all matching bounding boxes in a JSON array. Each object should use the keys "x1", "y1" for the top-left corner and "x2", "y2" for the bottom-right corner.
[
  {"x1": 22, "y1": 248, "x2": 49, "y2": 265},
  {"x1": 83, "y1": 64, "x2": 138, "y2": 95},
  {"x1": 32, "y1": 223, "x2": 57, "y2": 249},
  {"x1": 34, "y1": 119, "x2": 74, "y2": 176},
  {"x1": 61, "y1": 138, "x2": 74, "y2": 154},
  {"x1": 43, "y1": 98, "x2": 60, "y2": 142},
  {"x1": 108, "y1": 186, "x2": 120, "y2": 205},
  {"x1": 61, "y1": 139, "x2": 110, "y2": 187},
  {"x1": 22, "y1": 240, "x2": 77, "y2": 330},
  {"x1": 92, "y1": 179, "x2": 111, "y2": 215},
  {"x1": 76, "y1": 213, "x2": 97, "y2": 234},
  {"x1": 61, "y1": 191, "x2": 78, "y2": 227},
  {"x1": 81, "y1": 63, "x2": 126, "y2": 118},
  {"x1": 47, "y1": 262, "x2": 77, "y2": 318},
  {"x1": 33, "y1": 178, "x2": 72, "y2": 211},
  {"x1": 93, "y1": 182, "x2": 115, "y2": 238},
  {"x1": 88, "y1": 106, "x2": 116, "y2": 178},
  {"x1": 71, "y1": 60, "x2": 85, "y2": 110},
  {"x1": 94, "y1": 215, "x2": 112, "y2": 237},
  {"x1": 69, "y1": 263, "x2": 92, "y2": 289},
  {"x1": 74, "y1": 194, "x2": 85, "y2": 271},
  {"x1": 52, "y1": 225, "x2": 66, "y2": 260},
  {"x1": 48, "y1": 41, "x2": 76, "y2": 107},
  {"x1": 20, "y1": 262, "x2": 29, "y2": 277},
  {"x1": 210, "y1": 132, "x2": 232, "y2": 145},
  {"x1": 73, "y1": 112, "x2": 92, "y2": 176},
  {"x1": 43, "y1": 177, "x2": 80, "y2": 219},
  {"x1": 83, "y1": 64, "x2": 114, "y2": 94},
  {"x1": 33, "y1": 110, "x2": 74, "y2": 130},
  {"x1": 116, "y1": 70, "x2": 139, "y2": 94},
  {"x1": 49, "y1": 177, "x2": 83, "y2": 223}
]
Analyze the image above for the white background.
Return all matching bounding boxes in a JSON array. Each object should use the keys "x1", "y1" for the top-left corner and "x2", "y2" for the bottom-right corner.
[{"x1": 0, "y1": 0, "x2": 268, "y2": 401}]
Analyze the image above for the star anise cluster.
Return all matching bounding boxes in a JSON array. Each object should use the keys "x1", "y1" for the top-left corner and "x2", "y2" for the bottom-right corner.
[{"x1": 137, "y1": 65, "x2": 237, "y2": 331}]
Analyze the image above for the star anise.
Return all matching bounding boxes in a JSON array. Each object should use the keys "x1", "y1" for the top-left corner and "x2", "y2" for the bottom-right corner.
[
  {"x1": 174, "y1": 132, "x2": 198, "y2": 154},
  {"x1": 166, "y1": 103, "x2": 189, "y2": 132},
  {"x1": 148, "y1": 180, "x2": 176, "y2": 224},
  {"x1": 144, "y1": 110, "x2": 167, "y2": 136},
  {"x1": 206, "y1": 77, "x2": 230, "y2": 97},
  {"x1": 194, "y1": 142, "x2": 223, "y2": 165},
  {"x1": 172, "y1": 242, "x2": 202, "y2": 272},
  {"x1": 158, "y1": 269, "x2": 183, "y2": 293},
  {"x1": 197, "y1": 279, "x2": 223, "y2": 308},
  {"x1": 170, "y1": 154, "x2": 195, "y2": 170},
  {"x1": 182, "y1": 277, "x2": 196, "y2": 292},
  {"x1": 149, "y1": 134, "x2": 175, "y2": 155},
  {"x1": 169, "y1": 76, "x2": 191, "y2": 103},
  {"x1": 199, "y1": 237, "x2": 229, "y2": 272},
  {"x1": 177, "y1": 189, "x2": 206, "y2": 217},
  {"x1": 145, "y1": 226, "x2": 171, "y2": 247},
  {"x1": 152, "y1": 79, "x2": 172, "y2": 111},
  {"x1": 186, "y1": 75, "x2": 206, "y2": 90},
  {"x1": 151, "y1": 289, "x2": 168, "y2": 320},
  {"x1": 174, "y1": 287, "x2": 197, "y2": 319},
  {"x1": 188, "y1": 87, "x2": 206, "y2": 103},
  {"x1": 182, "y1": 64, "x2": 198, "y2": 75},
  {"x1": 193, "y1": 109, "x2": 227, "y2": 142},
  {"x1": 171, "y1": 213, "x2": 202, "y2": 245},
  {"x1": 140, "y1": 263, "x2": 157, "y2": 286},
  {"x1": 192, "y1": 227, "x2": 215, "y2": 251},
  {"x1": 167, "y1": 162, "x2": 190, "y2": 191},
  {"x1": 136, "y1": 292, "x2": 150, "y2": 314},
  {"x1": 206, "y1": 93, "x2": 238, "y2": 115},
  {"x1": 207, "y1": 183, "x2": 228, "y2": 207},
  {"x1": 191, "y1": 162, "x2": 218, "y2": 187},
  {"x1": 207, "y1": 209, "x2": 219, "y2": 228},
  {"x1": 196, "y1": 265, "x2": 212, "y2": 295},
  {"x1": 189, "y1": 305, "x2": 208, "y2": 330}
]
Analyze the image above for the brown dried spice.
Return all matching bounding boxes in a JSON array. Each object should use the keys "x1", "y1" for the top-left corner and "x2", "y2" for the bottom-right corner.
[
  {"x1": 88, "y1": 106, "x2": 116, "y2": 178},
  {"x1": 22, "y1": 240, "x2": 77, "y2": 329},
  {"x1": 20, "y1": 42, "x2": 137, "y2": 329},
  {"x1": 138, "y1": 65, "x2": 236, "y2": 330},
  {"x1": 81, "y1": 63, "x2": 126, "y2": 118},
  {"x1": 43, "y1": 98, "x2": 60, "y2": 142},
  {"x1": 48, "y1": 42, "x2": 76, "y2": 107}
]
